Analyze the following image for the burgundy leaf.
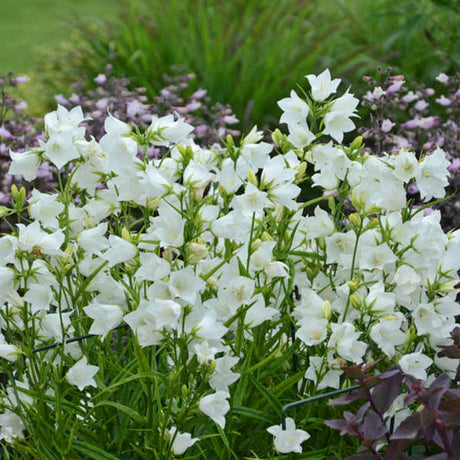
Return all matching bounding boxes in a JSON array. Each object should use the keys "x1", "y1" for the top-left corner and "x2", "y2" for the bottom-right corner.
[
  {"x1": 419, "y1": 408, "x2": 436, "y2": 442},
  {"x1": 437, "y1": 346, "x2": 460, "y2": 360},
  {"x1": 342, "y1": 361, "x2": 380, "y2": 380},
  {"x1": 361, "y1": 411, "x2": 388, "y2": 441},
  {"x1": 432, "y1": 429, "x2": 452, "y2": 451},
  {"x1": 391, "y1": 412, "x2": 422, "y2": 441},
  {"x1": 451, "y1": 429, "x2": 460, "y2": 458},
  {"x1": 383, "y1": 439, "x2": 412, "y2": 459},
  {"x1": 377, "y1": 365, "x2": 402, "y2": 380},
  {"x1": 325, "y1": 418, "x2": 355, "y2": 436},
  {"x1": 450, "y1": 326, "x2": 460, "y2": 346},
  {"x1": 426, "y1": 374, "x2": 451, "y2": 410},
  {"x1": 372, "y1": 371, "x2": 403, "y2": 413}
]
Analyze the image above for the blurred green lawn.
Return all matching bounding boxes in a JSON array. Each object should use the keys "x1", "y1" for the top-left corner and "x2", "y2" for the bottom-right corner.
[{"x1": 0, "y1": 0, "x2": 116, "y2": 74}]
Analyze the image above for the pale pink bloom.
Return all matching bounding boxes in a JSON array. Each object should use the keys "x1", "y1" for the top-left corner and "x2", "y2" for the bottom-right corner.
[
  {"x1": 435, "y1": 72, "x2": 449, "y2": 84},
  {"x1": 381, "y1": 118, "x2": 395, "y2": 133},
  {"x1": 436, "y1": 95, "x2": 452, "y2": 106}
]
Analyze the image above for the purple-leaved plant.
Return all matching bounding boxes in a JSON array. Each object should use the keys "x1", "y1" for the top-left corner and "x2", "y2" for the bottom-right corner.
[{"x1": 325, "y1": 328, "x2": 460, "y2": 460}]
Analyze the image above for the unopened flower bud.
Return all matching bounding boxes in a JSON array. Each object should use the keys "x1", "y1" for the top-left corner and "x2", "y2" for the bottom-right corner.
[
  {"x1": 207, "y1": 276, "x2": 219, "y2": 290},
  {"x1": 261, "y1": 231, "x2": 274, "y2": 242},
  {"x1": 295, "y1": 162, "x2": 307, "y2": 181},
  {"x1": 208, "y1": 360, "x2": 217, "y2": 374},
  {"x1": 251, "y1": 238, "x2": 262, "y2": 251},
  {"x1": 403, "y1": 325, "x2": 418, "y2": 352},
  {"x1": 11, "y1": 184, "x2": 19, "y2": 202},
  {"x1": 146, "y1": 197, "x2": 161, "y2": 210},
  {"x1": 0, "y1": 206, "x2": 9, "y2": 218},
  {"x1": 348, "y1": 213, "x2": 361, "y2": 228},
  {"x1": 121, "y1": 227, "x2": 131, "y2": 242},
  {"x1": 19, "y1": 187, "x2": 26, "y2": 202},
  {"x1": 351, "y1": 193, "x2": 366, "y2": 212},
  {"x1": 317, "y1": 236, "x2": 326, "y2": 251},
  {"x1": 306, "y1": 267, "x2": 315, "y2": 280},
  {"x1": 247, "y1": 169, "x2": 258, "y2": 187},
  {"x1": 273, "y1": 204, "x2": 284, "y2": 222},
  {"x1": 322, "y1": 300, "x2": 332, "y2": 319},
  {"x1": 272, "y1": 129, "x2": 284, "y2": 147},
  {"x1": 328, "y1": 195, "x2": 336, "y2": 213},
  {"x1": 347, "y1": 280, "x2": 359, "y2": 291},
  {"x1": 226, "y1": 134, "x2": 235, "y2": 148},
  {"x1": 366, "y1": 205, "x2": 380, "y2": 215},
  {"x1": 63, "y1": 244, "x2": 75, "y2": 261},
  {"x1": 350, "y1": 136, "x2": 363, "y2": 151},
  {"x1": 349, "y1": 294, "x2": 361, "y2": 309},
  {"x1": 382, "y1": 315, "x2": 397, "y2": 321},
  {"x1": 181, "y1": 384, "x2": 189, "y2": 399},
  {"x1": 438, "y1": 280, "x2": 458, "y2": 294},
  {"x1": 176, "y1": 144, "x2": 187, "y2": 157}
]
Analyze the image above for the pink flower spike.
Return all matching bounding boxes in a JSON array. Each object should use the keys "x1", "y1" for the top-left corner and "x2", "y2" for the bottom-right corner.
[
  {"x1": 381, "y1": 119, "x2": 395, "y2": 133},
  {"x1": 94, "y1": 74, "x2": 107, "y2": 85},
  {"x1": 436, "y1": 73, "x2": 449, "y2": 84},
  {"x1": 414, "y1": 100, "x2": 429, "y2": 111},
  {"x1": 407, "y1": 182, "x2": 419, "y2": 194},
  {"x1": 386, "y1": 80, "x2": 405, "y2": 94},
  {"x1": 436, "y1": 95, "x2": 451, "y2": 106},
  {"x1": 448, "y1": 158, "x2": 460, "y2": 172},
  {"x1": 13, "y1": 76, "x2": 29, "y2": 84},
  {"x1": 0, "y1": 126, "x2": 13, "y2": 139}
]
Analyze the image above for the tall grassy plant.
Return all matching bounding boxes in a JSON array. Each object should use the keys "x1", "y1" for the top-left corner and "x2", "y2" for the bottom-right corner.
[
  {"x1": 323, "y1": 0, "x2": 460, "y2": 82},
  {"x1": 79, "y1": 0, "x2": 338, "y2": 129}
]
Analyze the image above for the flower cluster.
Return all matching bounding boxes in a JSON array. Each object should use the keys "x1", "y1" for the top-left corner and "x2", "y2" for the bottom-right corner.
[
  {"x1": 1, "y1": 68, "x2": 239, "y2": 206},
  {"x1": 360, "y1": 68, "x2": 460, "y2": 230},
  {"x1": 0, "y1": 70, "x2": 458, "y2": 457}
]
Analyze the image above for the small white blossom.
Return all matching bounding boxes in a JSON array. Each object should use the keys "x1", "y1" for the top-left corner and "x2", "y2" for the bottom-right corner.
[
  {"x1": 66, "y1": 356, "x2": 99, "y2": 391},
  {"x1": 199, "y1": 391, "x2": 230, "y2": 428},
  {"x1": 168, "y1": 426, "x2": 199, "y2": 456},
  {"x1": 267, "y1": 417, "x2": 310, "y2": 454}
]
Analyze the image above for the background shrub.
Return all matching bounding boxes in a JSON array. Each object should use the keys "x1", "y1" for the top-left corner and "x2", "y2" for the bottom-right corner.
[{"x1": 62, "y1": 0, "x2": 460, "y2": 129}]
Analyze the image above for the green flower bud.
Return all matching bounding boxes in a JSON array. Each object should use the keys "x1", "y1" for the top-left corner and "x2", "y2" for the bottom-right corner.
[
  {"x1": 295, "y1": 162, "x2": 308, "y2": 181},
  {"x1": 348, "y1": 213, "x2": 361, "y2": 228},
  {"x1": 247, "y1": 169, "x2": 258, "y2": 187},
  {"x1": 349, "y1": 294, "x2": 361, "y2": 309},
  {"x1": 350, "y1": 135, "x2": 363, "y2": 151},
  {"x1": 251, "y1": 238, "x2": 262, "y2": 251},
  {"x1": 261, "y1": 231, "x2": 274, "y2": 242},
  {"x1": 322, "y1": 300, "x2": 332, "y2": 319}
]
